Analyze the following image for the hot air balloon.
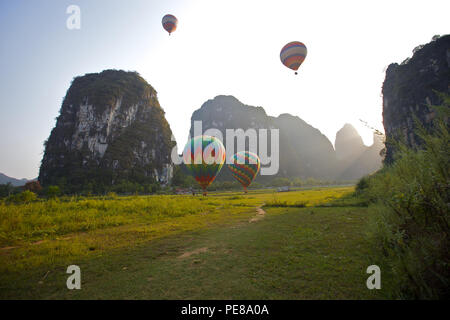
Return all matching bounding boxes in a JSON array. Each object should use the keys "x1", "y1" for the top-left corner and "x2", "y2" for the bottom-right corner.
[
  {"x1": 162, "y1": 14, "x2": 178, "y2": 35},
  {"x1": 280, "y1": 41, "x2": 307, "y2": 75},
  {"x1": 227, "y1": 151, "x2": 261, "y2": 193},
  {"x1": 182, "y1": 135, "x2": 226, "y2": 195}
]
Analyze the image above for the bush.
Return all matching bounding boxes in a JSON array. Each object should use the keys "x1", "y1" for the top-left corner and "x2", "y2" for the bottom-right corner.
[
  {"x1": 264, "y1": 200, "x2": 308, "y2": 208},
  {"x1": 24, "y1": 181, "x2": 43, "y2": 194},
  {"x1": 6, "y1": 190, "x2": 38, "y2": 204},
  {"x1": 355, "y1": 175, "x2": 370, "y2": 195},
  {"x1": 46, "y1": 185, "x2": 61, "y2": 198},
  {"x1": 0, "y1": 183, "x2": 15, "y2": 198},
  {"x1": 105, "y1": 192, "x2": 118, "y2": 199},
  {"x1": 271, "y1": 178, "x2": 291, "y2": 187},
  {"x1": 365, "y1": 115, "x2": 449, "y2": 299}
]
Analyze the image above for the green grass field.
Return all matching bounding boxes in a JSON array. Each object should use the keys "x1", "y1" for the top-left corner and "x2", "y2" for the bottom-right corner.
[{"x1": 0, "y1": 186, "x2": 391, "y2": 299}]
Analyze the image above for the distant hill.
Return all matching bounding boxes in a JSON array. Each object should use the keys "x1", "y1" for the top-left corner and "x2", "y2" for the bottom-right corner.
[
  {"x1": 187, "y1": 95, "x2": 382, "y2": 181},
  {"x1": 0, "y1": 173, "x2": 33, "y2": 186},
  {"x1": 335, "y1": 124, "x2": 384, "y2": 180}
]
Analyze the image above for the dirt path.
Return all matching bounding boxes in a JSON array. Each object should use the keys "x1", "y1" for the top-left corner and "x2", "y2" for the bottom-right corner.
[
  {"x1": 0, "y1": 237, "x2": 75, "y2": 252},
  {"x1": 178, "y1": 247, "x2": 209, "y2": 259},
  {"x1": 177, "y1": 205, "x2": 266, "y2": 259},
  {"x1": 249, "y1": 204, "x2": 266, "y2": 223}
]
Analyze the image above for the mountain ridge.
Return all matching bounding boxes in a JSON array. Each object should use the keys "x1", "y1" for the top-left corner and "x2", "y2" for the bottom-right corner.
[
  {"x1": 188, "y1": 95, "x2": 382, "y2": 181},
  {"x1": 0, "y1": 172, "x2": 35, "y2": 186}
]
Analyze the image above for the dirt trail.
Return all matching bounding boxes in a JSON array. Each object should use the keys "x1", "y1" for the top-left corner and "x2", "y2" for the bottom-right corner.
[
  {"x1": 249, "y1": 204, "x2": 266, "y2": 223},
  {"x1": 1, "y1": 240, "x2": 46, "y2": 252},
  {"x1": 0, "y1": 236, "x2": 78, "y2": 252},
  {"x1": 177, "y1": 204, "x2": 266, "y2": 259},
  {"x1": 178, "y1": 247, "x2": 208, "y2": 259}
]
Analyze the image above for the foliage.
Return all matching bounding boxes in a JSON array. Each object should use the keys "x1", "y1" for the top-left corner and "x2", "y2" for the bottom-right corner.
[
  {"x1": 171, "y1": 165, "x2": 197, "y2": 188},
  {"x1": 0, "y1": 186, "x2": 353, "y2": 254},
  {"x1": 0, "y1": 194, "x2": 387, "y2": 299},
  {"x1": 271, "y1": 177, "x2": 291, "y2": 187},
  {"x1": 360, "y1": 112, "x2": 449, "y2": 299},
  {"x1": 264, "y1": 199, "x2": 308, "y2": 208},
  {"x1": 45, "y1": 185, "x2": 61, "y2": 198},
  {"x1": 24, "y1": 181, "x2": 42, "y2": 194},
  {"x1": 64, "y1": 70, "x2": 154, "y2": 116},
  {"x1": 0, "y1": 194, "x2": 220, "y2": 248},
  {"x1": 0, "y1": 183, "x2": 16, "y2": 198},
  {"x1": 355, "y1": 175, "x2": 370, "y2": 195},
  {"x1": 6, "y1": 190, "x2": 38, "y2": 204}
]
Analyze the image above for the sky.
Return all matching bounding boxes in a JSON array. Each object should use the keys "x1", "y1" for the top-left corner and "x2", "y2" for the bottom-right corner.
[{"x1": 0, "y1": 0, "x2": 448, "y2": 179}]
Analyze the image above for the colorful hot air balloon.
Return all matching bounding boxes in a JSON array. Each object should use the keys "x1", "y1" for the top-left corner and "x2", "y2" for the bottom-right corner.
[
  {"x1": 280, "y1": 41, "x2": 307, "y2": 75},
  {"x1": 162, "y1": 14, "x2": 178, "y2": 35},
  {"x1": 227, "y1": 151, "x2": 261, "y2": 193},
  {"x1": 182, "y1": 135, "x2": 226, "y2": 195}
]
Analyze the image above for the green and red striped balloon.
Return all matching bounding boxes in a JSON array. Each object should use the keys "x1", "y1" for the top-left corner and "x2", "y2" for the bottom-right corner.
[
  {"x1": 182, "y1": 135, "x2": 226, "y2": 195},
  {"x1": 227, "y1": 151, "x2": 261, "y2": 193}
]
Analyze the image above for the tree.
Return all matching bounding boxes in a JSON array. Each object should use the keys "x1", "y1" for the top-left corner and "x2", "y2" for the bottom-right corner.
[
  {"x1": 24, "y1": 181, "x2": 43, "y2": 194},
  {"x1": 271, "y1": 177, "x2": 291, "y2": 187},
  {"x1": 0, "y1": 183, "x2": 14, "y2": 198},
  {"x1": 46, "y1": 185, "x2": 61, "y2": 198}
]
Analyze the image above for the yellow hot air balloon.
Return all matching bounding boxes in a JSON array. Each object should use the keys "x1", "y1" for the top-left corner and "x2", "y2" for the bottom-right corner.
[{"x1": 280, "y1": 41, "x2": 307, "y2": 74}]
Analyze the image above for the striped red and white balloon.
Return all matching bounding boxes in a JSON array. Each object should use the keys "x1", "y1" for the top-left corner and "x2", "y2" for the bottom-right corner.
[
  {"x1": 162, "y1": 14, "x2": 178, "y2": 35},
  {"x1": 280, "y1": 41, "x2": 307, "y2": 74}
]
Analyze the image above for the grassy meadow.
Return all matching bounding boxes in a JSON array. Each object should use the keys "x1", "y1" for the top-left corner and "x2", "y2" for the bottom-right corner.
[{"x1": 0, "y1": 186, "x2": 391, "y2": 299}]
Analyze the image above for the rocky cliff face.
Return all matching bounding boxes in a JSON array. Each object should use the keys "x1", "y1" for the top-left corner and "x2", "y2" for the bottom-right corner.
[
  {"x1": 382, "y1": 35, "x2": 450, "y2": 163},
  {"x1": 188, "y1": 95, "x2": 381, "y2": 181},
  {"x1": 335, "y1": 124, "x2": 383, "y2": 180},
  {"x1": 39, "y1": 70, "x2": 175, "y2": 190},
  {"x1": 272, "y1": 113, "x2": 337, "y2": 179}
]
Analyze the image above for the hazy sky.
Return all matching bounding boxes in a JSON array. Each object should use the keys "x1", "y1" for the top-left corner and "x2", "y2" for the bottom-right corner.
[{"x1": 0, "y1": 0, "x2": 448, "y2": 179}]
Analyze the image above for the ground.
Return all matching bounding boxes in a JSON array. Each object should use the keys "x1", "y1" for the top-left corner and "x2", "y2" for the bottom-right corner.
[{"x1": 0, "y1": 187, "x2": 391, "y2": 299}]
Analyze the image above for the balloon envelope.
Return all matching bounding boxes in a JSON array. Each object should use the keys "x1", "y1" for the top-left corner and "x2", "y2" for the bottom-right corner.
[
  {"x1": 182, "y1": 136, "x2": 226, "y2": 192},
  {"x1": 227, "y1": 151, "x2": 261, "y2": 190},
  {"x1": 162, "y1": 14, "x2": 178, "y2": 34},
  {"x1": 280, "y1": 41, "x2": 307, "y2": 72}
]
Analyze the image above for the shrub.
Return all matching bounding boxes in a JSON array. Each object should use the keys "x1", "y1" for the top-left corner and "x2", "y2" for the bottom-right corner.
[
  {"x1": 271, "y1": 178, "x2": 291, "y2": 187},
  {"x1": 0, "y1": 183, "x2": 14, "y2": 198},
  {"x1": 46, "y1": 185, "x2": 61, "y2": 198},
  {"x1": 24, "y1": 181, "x2": 43, "y2": 194},
  {"x1": 365, "y1": 114, "x2": 449, "y2": 299},
  {"x1": 355, "y1": 175, "x2": 370, "y2": 195},
  {"x1": 6, "y1": 190, "x2": 38, "y2": 203},
  {"x1": 105, "y1": 192, "x2": 118, "y2": 199},
  {"x1": 264, "y1": 200, "x2": 308, "y2": 208}
]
